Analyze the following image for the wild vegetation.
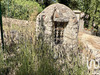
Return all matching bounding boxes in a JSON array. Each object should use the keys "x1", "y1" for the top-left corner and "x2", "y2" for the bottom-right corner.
[
  {"x1": 0, "y1": 23, "x2": 88, "y2": 75},
  {"x1": 0, "y1": 0, "x2": 99, "y2": 75}
]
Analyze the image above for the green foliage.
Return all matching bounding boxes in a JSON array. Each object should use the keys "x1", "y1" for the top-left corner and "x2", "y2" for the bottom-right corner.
[
  {"x1": 1, "y1": 0, "x2": 43, "y2": 20},
  {"x1": 36, "y1": 0, "x2": 56, "y2": 8},
  {"x1": 16, "y1": 41, "x2": 36, "y2": 75},
  {"x1": 57, "y1": 0, "x2": 79, "y2": 10},
  {"x1": 0, "y1": 50, "x2": 4, "y2": 75},
  {"x1": 86, "y1": 0, "x2": 100, "y2": 29}
]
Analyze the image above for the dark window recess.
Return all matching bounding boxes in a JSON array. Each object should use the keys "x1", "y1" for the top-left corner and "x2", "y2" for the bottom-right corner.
[{"x1": 54, "y1": 22, "x2": 67, "y2": 44}]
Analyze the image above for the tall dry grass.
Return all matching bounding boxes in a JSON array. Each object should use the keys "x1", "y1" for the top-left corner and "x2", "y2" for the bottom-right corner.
[{"x1": 0, "y1": 17, "x2": 89, "y2": 75}]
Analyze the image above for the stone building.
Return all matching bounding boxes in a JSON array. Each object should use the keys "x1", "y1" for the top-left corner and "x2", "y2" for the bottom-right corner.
[{"x1": 36, "y1": 3, "x2": 79, "y2": 71}]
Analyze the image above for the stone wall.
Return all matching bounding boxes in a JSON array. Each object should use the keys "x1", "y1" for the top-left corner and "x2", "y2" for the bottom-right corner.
[
  {"x1": 0, "y1": 17, "x2": 34, "y2": 44},
  {"x1": 2, "y1": 17, "x2": 32, "y2": 26},
  {"x1": 78, "y1": 32, "x2": 100, "y2": 74},
  {"x1": 36, "y1": 3, "x2": 79, "y2": 72}
]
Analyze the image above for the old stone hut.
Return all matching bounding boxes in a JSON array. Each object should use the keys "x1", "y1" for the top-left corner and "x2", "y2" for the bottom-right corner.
[{"x1": 36, "y1": 3, "x2": 79, "y2": 66}]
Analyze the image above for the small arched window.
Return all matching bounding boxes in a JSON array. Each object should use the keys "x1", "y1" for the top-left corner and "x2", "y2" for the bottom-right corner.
[{"x1": 54, "y1": 22, "x2": 67, "y2": 44}]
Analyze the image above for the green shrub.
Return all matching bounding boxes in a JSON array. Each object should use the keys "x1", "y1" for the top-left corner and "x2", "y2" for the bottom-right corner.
[{"x1": 1, "y1": 0, "x2": 43, "y2": 20}]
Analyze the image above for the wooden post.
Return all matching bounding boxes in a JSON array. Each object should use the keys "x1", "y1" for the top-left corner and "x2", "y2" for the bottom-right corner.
[{"x1": 0, "y1": 1, "x2": 4, "y2": 50}]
